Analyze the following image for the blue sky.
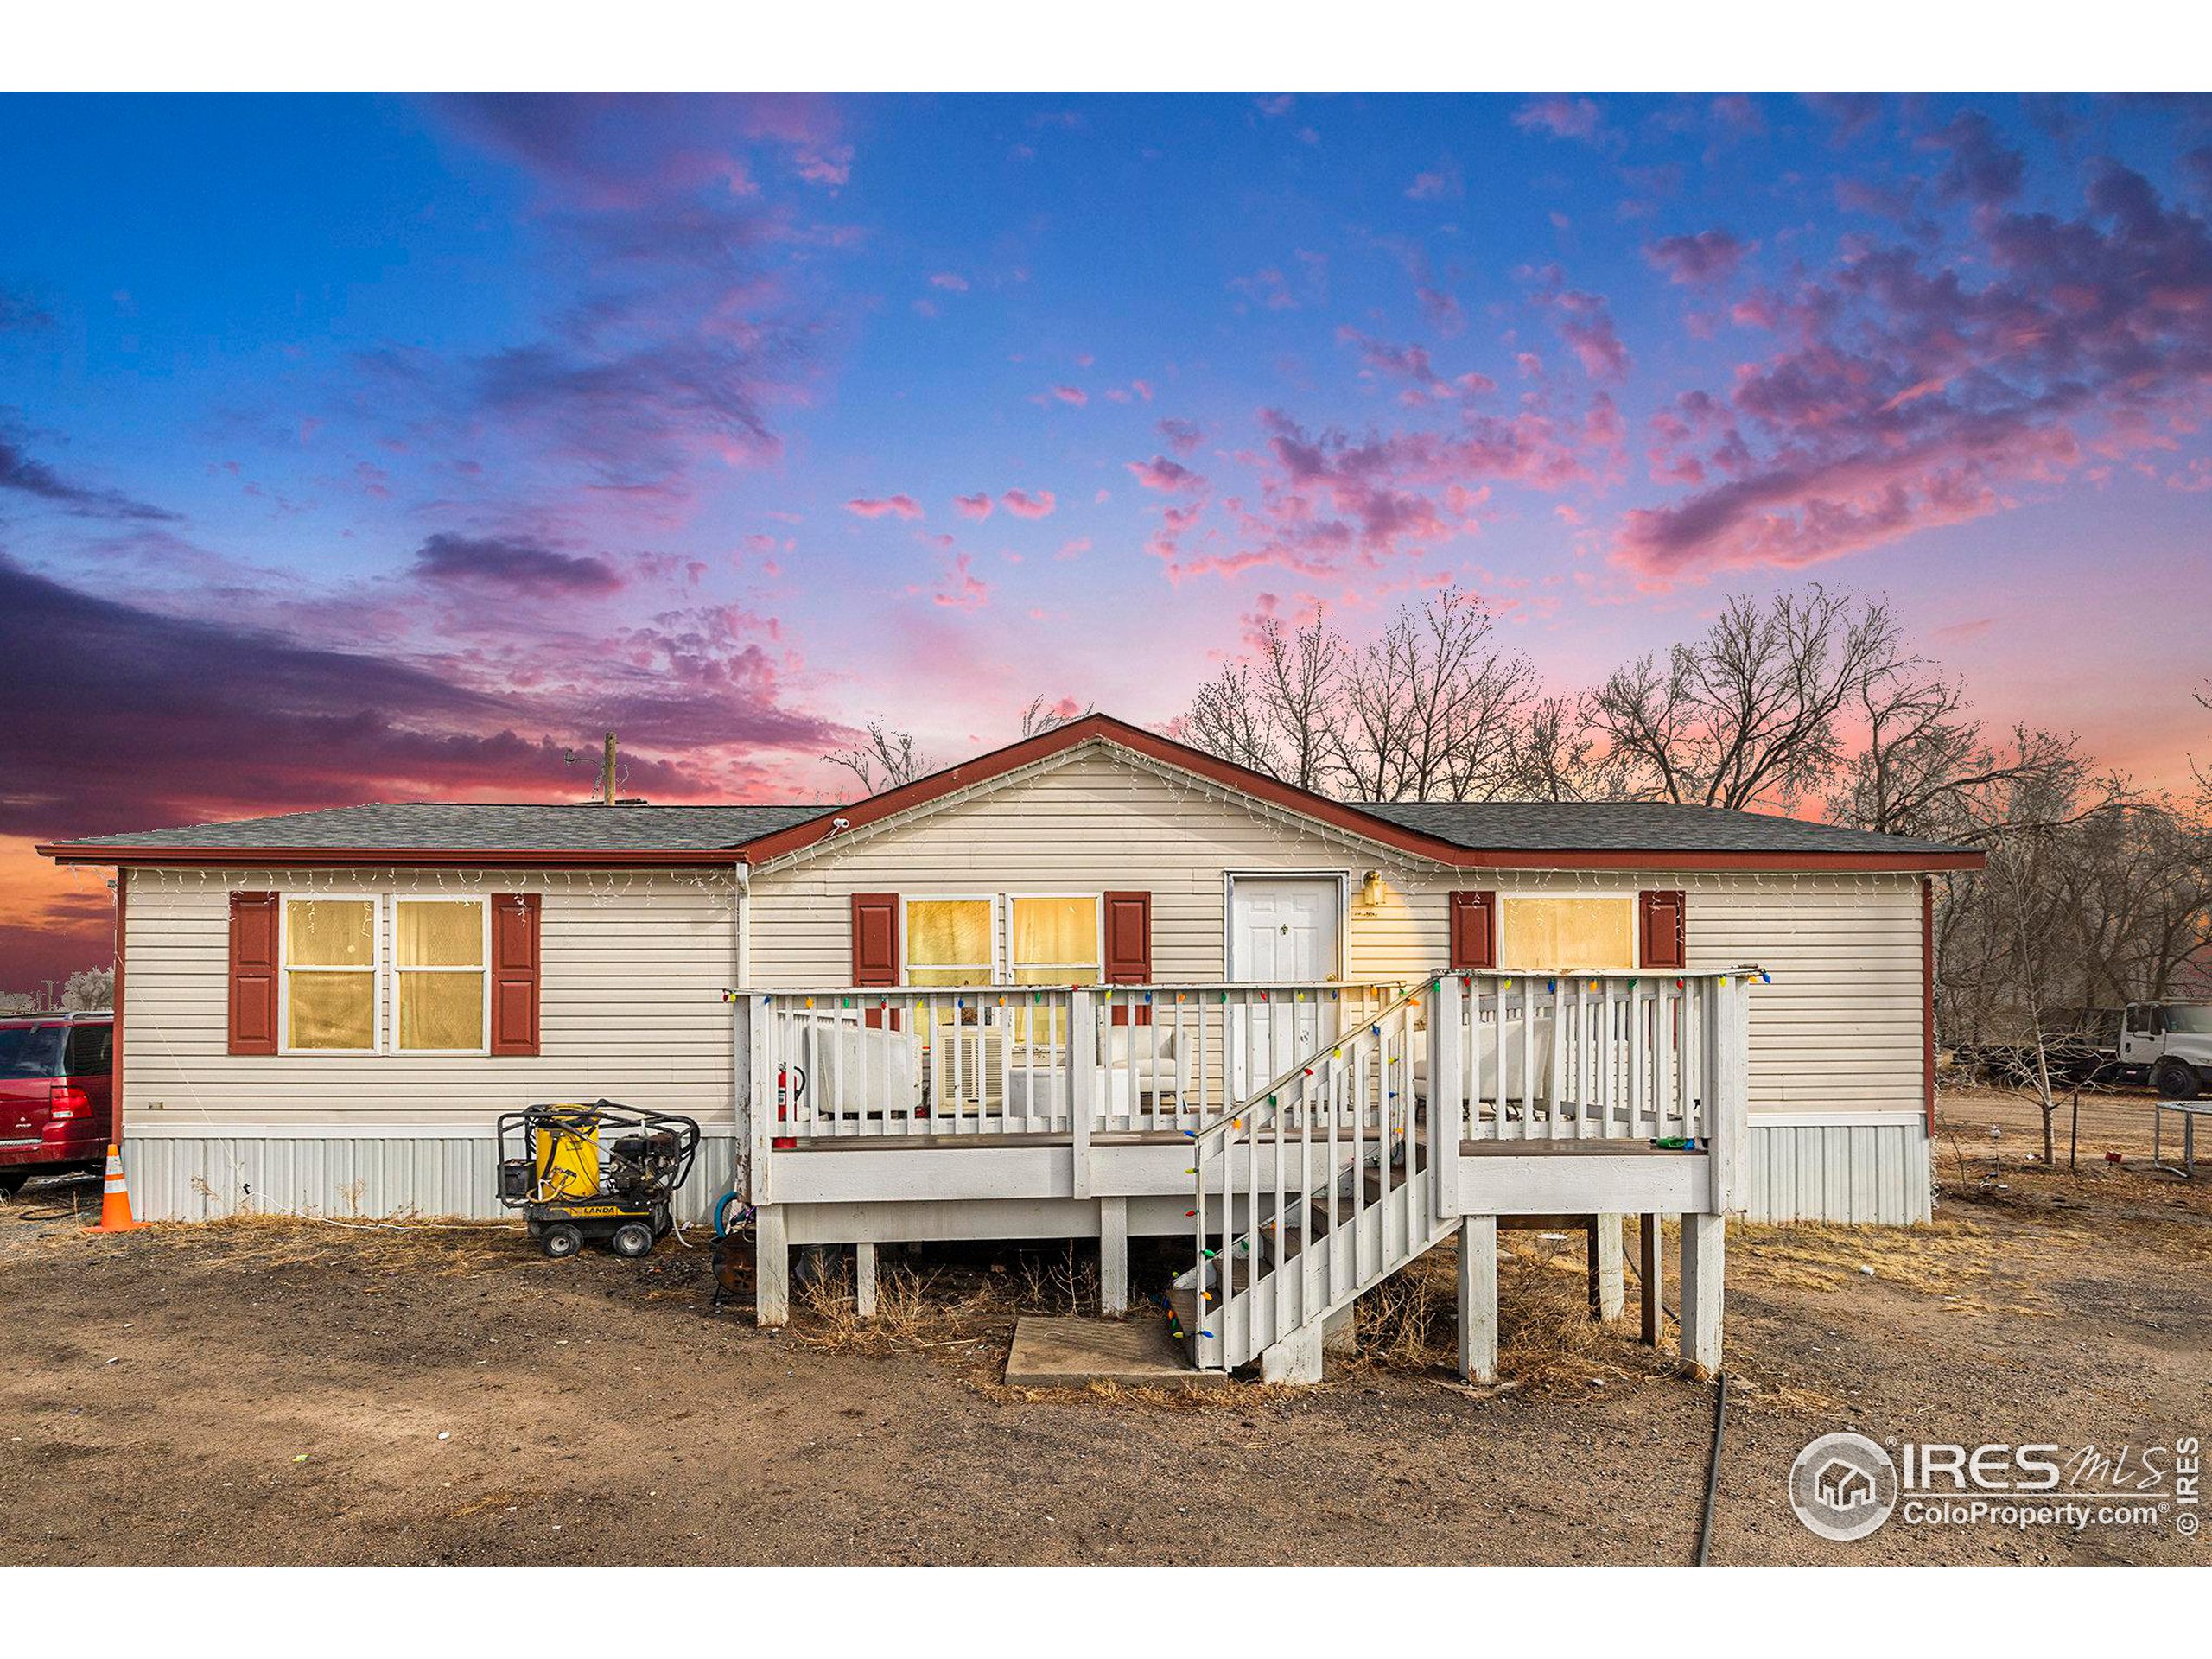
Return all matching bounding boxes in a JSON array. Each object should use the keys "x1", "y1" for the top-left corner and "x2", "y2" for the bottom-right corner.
[{"x1": 3, "y1": 92, "x2": 2210, "y2": 981}]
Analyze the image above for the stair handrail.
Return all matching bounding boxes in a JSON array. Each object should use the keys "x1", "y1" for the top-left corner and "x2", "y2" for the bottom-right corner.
[{"x1": 1186, "y1": 976, "x2": 1433, "y2": 1156}]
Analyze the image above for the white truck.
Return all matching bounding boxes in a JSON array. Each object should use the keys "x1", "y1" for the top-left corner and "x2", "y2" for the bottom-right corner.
[{"x1": 2117, "y1": 1002, "x2": 2212, "y2": 1099}]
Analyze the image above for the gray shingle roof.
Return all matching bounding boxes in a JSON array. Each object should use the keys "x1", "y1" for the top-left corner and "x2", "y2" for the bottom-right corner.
[
  {"x1": 1356, "y1": 799, "x2": 1971, "y2": 857},
  {"x1": 49, "y1": 792, "x2": 1971, "y2": 861},
  {"x1": 50, "y1": 802, "x2": 828, "y2": 854}
]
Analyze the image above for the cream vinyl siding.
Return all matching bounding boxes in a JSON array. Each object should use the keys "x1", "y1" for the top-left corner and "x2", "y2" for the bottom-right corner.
[
  {"x1": 744, "y1": 744, "x2": 1926, "y2": 1122},
  {"x1": 121, "y1": 868, "x2": 738, "y2": 1128}
]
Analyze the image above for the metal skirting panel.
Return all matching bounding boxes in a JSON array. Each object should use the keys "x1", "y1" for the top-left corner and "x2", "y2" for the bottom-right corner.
[
  {"x1": 1741, "y1": 1117, "x2": 1931, "y2": 1224},
  {"x1": 120, "y1": 1131, "x2": 743, "y2": 1224}
]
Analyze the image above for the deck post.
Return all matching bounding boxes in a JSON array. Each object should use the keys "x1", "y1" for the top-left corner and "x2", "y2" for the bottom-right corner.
[
  {"x1": 855, "y1": 1240, "x2": 878, "y2": 1319},
  {"x1": 1594, "y1": 1212, "x2": 1625, "y2": 1322},
  {"x1": 1070, "y1": 988, "x2": 1095, "y2": 1200},
  {"x1": 755, "y1": 1204, "x2": 790, "y2": 1328},
  {"x1": 1429, "y1": 973, "x2": 1462, "y2": 1212},
  {"x1": 1708, "y1": 976, "x2": 1751, "y2": 1214},
  {"x1": 1259, "y1": 1319, "x2": 1325, "y2": 1383},
  {"x1": 1458, "y1": 1214, "x2": 1499, "y2": 1383},
  {"x1": 1322, "y1": 1303, "x2": 1357, "y2": 1356},
  {"x1": 1098, "y1": 1196, "x2": 1128, "y2": 1316},
  {"x1": 1679, "y1": 1213, "x2": 1726, "y2": 1376},
  {"x1": 1639, "y1": 1213, "x2": 1662, "y2": 1345}
]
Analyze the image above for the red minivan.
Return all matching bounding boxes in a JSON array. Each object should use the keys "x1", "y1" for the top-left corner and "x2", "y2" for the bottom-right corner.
[{"x1": 0, "y1": 1012, "x2": 113, "y2": 1194}]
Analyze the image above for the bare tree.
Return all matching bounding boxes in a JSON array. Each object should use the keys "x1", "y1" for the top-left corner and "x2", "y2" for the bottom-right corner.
[
  {"x1": 1018, "y1": 696, "x2": 1093, "y2": 739},
  {"x1": 1586, "y1": 587, "x2": 1911, "y2": 811},
  {"x1": 1503, "y1": 694, "x2": 1638, "y2": 802},
  {"x1": 1337, "y1": 588, "x2": 1541, "y2": 802},
  {"x1": 1182, "y1": 609, "x2": 1345, "y2": 792},
  {"x1": 826, "y1": 721, "x2": 933, "y2": 796},
  {"x1": 60, "y1": 968, "x2": 114, "y2": 1011}
]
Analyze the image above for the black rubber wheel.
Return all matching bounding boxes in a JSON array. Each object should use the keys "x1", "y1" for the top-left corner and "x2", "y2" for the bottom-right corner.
[
  {"x1": 542, "y1": 1223, "x2": 584, "y2": 1259},
  {"x1": 609, "y1": 1221, "x2": 656, "y2": 1259},
  {"x1": 2153, "y1": 1058, "x2": 2201, "y2": 1101}
]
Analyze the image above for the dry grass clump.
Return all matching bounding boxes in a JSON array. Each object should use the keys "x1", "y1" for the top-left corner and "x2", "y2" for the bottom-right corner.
[{"x1": 1351, "y1": 1231, "x2": 1670, "y2": 1392}]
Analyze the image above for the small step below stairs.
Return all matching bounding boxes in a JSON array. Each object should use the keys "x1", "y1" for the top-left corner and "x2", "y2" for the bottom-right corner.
[{"x1": 1004, "y1": 1314, "x2": 1227, "y2": 1391}]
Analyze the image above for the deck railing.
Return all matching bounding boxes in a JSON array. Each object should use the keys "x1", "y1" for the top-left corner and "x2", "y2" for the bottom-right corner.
[
  {"x1": 741, "y1": 981, "x2": 1408, "y2": 1147},
  {"x1": 1439, "y1": 969, "x2": 1719, "y2": 1142}
]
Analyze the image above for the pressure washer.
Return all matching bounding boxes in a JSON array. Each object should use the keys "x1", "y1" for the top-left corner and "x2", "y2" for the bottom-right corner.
[{"x1": 495, "y1": 1099, "x2": 701, "y2": 1258}]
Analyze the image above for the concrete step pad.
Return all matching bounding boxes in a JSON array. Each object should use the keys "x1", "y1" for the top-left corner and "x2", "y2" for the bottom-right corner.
[{"x1": 1004, "y1": 1313, "x2": 1226, "y2": 1390}]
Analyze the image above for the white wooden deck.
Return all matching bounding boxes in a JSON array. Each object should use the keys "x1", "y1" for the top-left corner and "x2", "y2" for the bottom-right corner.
[{"x1": 735, "y1": 969, "x2": 1755, "y2": 1382}]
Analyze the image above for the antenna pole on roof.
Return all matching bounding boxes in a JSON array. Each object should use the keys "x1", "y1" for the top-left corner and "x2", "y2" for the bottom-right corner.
[{"x1": 603, "y1": 731, "x2": 618, "y2": 807}]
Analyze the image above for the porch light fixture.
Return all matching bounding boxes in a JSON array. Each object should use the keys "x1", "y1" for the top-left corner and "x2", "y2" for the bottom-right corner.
[{"x1": 1360, "y1": 869, "x2": 1386, "y2": 907}]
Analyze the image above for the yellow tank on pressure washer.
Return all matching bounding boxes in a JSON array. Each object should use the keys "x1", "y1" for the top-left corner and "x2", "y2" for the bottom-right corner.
[{"x1": 532, "y1": 1108, "x2": 601, "y2": 1201}]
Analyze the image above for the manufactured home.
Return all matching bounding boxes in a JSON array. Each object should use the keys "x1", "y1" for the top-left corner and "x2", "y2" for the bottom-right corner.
[{"x1": 40, "y1": 715, "x2": 1980, "y2": 1381}]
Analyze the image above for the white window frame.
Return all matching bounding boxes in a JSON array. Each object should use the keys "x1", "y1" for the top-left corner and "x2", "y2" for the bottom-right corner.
[
  {"x1": 1495, "y1": 892, "x2": 1640, "y2": 972},
  {"x1": 389, "y1": 894, "x2": 493, "y2": 1058},
  {"x1": 1003, "y1": 890, "x2": 1106, "y2": 985},
  {"x1": 899, "y1": 893, "x2": 1002, "y2": 987},
  {"x1": 277, "y1": 894, "x2": 383, "y2": 1058}
]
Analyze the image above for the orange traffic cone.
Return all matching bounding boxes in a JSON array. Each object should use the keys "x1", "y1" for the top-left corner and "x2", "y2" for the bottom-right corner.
[{"x1": 92, "y1": 1144, "x2": 141, "y2": 1232}]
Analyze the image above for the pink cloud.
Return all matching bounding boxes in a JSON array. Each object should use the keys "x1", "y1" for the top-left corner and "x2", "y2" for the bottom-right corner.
[
  {"x1": 929, "y1": 271, "x2": 970, "y2": 291},
  {"x1": 1050, "y1": 385, "x2": 1088, "y2": 406},
  {"x1": 1001, "y1": 488, "x2": 1057, "y2": 518},
  {"x1": 1405, "y1": 156, "x2": 1463, "y2": 202},
  {"x1": 1127, "y1": 454, "x2": 1205, "y2": 493},
  {"x1": 1512, "y1": 96, "x2": 1611, "y2": 146},
  {"x1": 846, "y1": 493, "x2": 923, "y2": 520},
  {"x1": 914, "y1": 550, "x2": 988, "y2": 610},
  {"x1": 1643, "y1": 229, "x2": 1748, "y2": 287},
  {"x1": 953, "y1": 493, "x2": 994, "y2": 520},
  {"x1": 1528, "y1": 267, "x2": 1630, "y2": 381},
  {"x1": 1159, "y1": 417, "x2": 1204, "y2": 454},
  {"x1": 1614, "y1": 157, "x2": 2212, "y2": 581}
]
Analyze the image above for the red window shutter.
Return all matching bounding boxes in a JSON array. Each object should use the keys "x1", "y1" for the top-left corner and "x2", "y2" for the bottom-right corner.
[
  {"x1": 1447, "y1": 890, "x2": 1497, "y2": 971},
  {"x1": 1103, "y1": 892, "x2": 1153, "y2": 983},
  {"x1": 489, "y1": 893, "x2": 542, "y2": 1058},
  {"x1": 851, "y1": 893, "x2": 900, "y2": 987},
  {"x1": 1639, "y1": 889, "x2": 1687, "y2": 969},
  {"x1": 227, "y1": 892, "x2": 279, "y2": 1056},
  {"x1": 1103, "y1": 891, "x2": 1153, "y2": 1027}
]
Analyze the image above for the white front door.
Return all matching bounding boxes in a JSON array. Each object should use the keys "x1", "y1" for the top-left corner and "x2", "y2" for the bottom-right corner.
[{"x1": 1229, "y1": 876, "x2": 1342, "y2": 1095}]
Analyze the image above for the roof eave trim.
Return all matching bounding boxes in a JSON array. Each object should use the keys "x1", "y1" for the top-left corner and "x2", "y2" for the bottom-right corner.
[{"x1": 36, "y1": 845, "x2": 753, "y2": 868}]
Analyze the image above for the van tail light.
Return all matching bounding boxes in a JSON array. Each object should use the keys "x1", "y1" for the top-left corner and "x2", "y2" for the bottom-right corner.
[{"x1": 48, "y1": 1083, "x2": 91, "y2": 1121}]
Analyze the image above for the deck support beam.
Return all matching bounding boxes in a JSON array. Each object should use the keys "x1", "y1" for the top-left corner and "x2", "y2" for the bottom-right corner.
[
  {"x1": 1098, "y1": 1196, "x2": 1128, "y2": 1317},
  {"x1": 1679, "y1": 1213, "x2": 1726, "y2": 1376},
  {"x1": 855, "y1": 1240, "x2": 878, "y2": 1319},
  {"x1": 1322, "y1": 1302, "x2": 1357, "y2": 1356},
  {"x1": 1639, "y1": 1213, "x2": 1662, "y2": 1346},
  {"x1": 755, "y1": 1205, "x2": 789, "y2": 1328},
  {"x1": 1458, "y1": 1215, "x2": 1499, "y2": 1383},
  {"x1": 1593, "y1": 1212, "x2": 1625, "y2": 1322}
]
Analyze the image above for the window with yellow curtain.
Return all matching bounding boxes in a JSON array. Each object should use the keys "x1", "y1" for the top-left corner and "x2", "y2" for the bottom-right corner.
[
  {"x1": 395, "y1": 899, "x2": 487, "y2": 1052},
  {"x1": 284, "y1": 898, "x2": 378, "y2": 1051},
  {"x1": 1499, "y1": 897, "x2": 1635, "y2": 969},
  {"x1": 1009, "y1": 894, "x2": 1100, "y2": 1046},
  {"x1": 1009, "y1": 895, "x2": 1100, "y2": 984},
  {"x1": 904, "y1": 898, "x2": 995, "y2": 988}
]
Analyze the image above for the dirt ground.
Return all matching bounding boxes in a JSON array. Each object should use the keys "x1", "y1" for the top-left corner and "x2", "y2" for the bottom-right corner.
[{"x1": 3, "y1": 1086, "x2": 2205, "y2": 1567}]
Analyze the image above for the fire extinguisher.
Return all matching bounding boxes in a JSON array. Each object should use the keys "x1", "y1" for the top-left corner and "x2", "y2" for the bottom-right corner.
[{"x1": 772, "y1": 1062, "x2": 805, "y2": 1150}]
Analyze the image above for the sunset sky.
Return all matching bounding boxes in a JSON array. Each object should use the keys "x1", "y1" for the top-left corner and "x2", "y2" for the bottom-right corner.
[{"x1": 3, "y1": 92, "x2": 2209, "y2": 988}]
